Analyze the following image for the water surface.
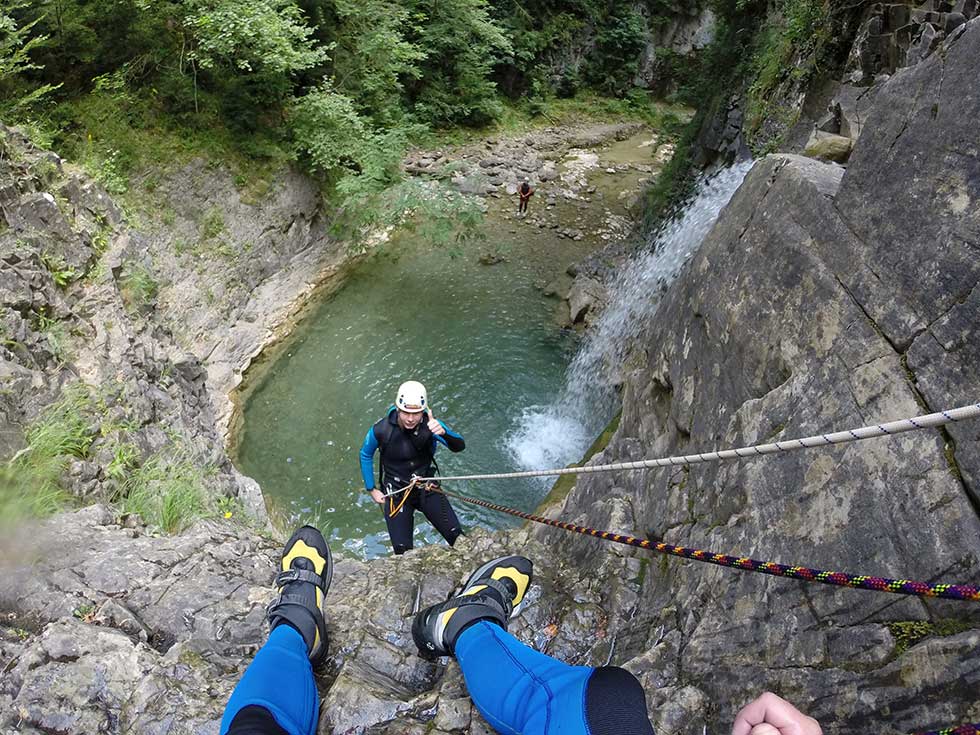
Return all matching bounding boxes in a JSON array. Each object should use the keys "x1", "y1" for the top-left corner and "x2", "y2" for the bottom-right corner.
[
  {"x1": 237, "y1": 232, "x2": 591, "y2": 558},
  {"x1": 236, "y1": 133, "x2": 744, "y2": 559}
]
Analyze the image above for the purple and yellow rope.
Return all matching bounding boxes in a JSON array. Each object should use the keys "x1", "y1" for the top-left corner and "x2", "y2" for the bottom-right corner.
[
  {"x1": 425, "y1": 484, "x2": 980, "y2": 602},
  {"x1": 914, "y1": 725, "x2": 980, "y2": 735}
]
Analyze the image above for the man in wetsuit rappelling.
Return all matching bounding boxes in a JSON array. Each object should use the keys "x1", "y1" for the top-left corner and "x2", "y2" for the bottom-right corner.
[{"x1": 359, "y1": 380, "x2": 466, "y2": 555}]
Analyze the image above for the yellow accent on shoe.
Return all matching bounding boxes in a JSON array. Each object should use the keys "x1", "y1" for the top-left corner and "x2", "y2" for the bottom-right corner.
[
  {"x1": 282, "y1": 539, "x2": 328, "y2": 575},
  {"x1": 490, "y1": 566, "x2": 530, "y2": 605},
  {"x1": 439, "y1": 608, "x2": 456, "y2": 629},
  {"x1": 281, "y1": 539, "x2": 328, "y2": 639},
  {"x1": 437, "y1": 584, "x2": 488, "y2": 629}
]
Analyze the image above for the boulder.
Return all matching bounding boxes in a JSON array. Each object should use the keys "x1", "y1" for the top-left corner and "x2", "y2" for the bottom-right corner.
[
  {"x1": 567, "y1": 276, "x2": 608, "y2": 324},
  {"x1": 803, "y1": 130, "x2": 854, "y2": 162}
]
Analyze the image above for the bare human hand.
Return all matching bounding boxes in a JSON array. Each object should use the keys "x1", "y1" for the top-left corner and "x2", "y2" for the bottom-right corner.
[
  {"x1": 370, "y1": 488, "x2": 385, "y2": 504},
  {"x1": 428, "y1": 412, "x2": 445, "y2": 436},
  {"x1": 731, "y1": 693, "x2": 822, "y2": 735}
]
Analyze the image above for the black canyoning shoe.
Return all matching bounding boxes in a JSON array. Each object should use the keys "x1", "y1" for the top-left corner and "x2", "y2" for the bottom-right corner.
[
  {"x1": 413, "y1": 555, "x2": 533, "y2": 659},
  {"x1": 267, "y1": 525, "x2": 333, "y2": 666}
]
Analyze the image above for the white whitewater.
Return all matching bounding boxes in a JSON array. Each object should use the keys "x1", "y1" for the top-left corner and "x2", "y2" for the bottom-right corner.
[{"x1": 506, "y1": 161, "x2": 755, "y2": 475}]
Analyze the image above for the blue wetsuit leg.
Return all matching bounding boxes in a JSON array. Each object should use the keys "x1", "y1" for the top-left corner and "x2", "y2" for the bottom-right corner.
[
  {"x1": 220, "y1": 625, "x2": 319, "y2": 735},
  {"x1": 454, "y1": 621, "x2": 593, "y2": 735}
]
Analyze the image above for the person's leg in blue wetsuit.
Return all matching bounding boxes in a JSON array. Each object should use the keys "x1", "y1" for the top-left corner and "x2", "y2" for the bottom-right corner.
[
  {"x1": 413, "y1": 556, "x2": 655, "y2": 735},
  {"x1": 221, "y1": 526, "x2": 333, "y2": 735}
]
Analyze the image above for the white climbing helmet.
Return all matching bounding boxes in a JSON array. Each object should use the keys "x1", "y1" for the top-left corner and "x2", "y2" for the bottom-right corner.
[{"x1": 395, "y1": 380, "x2": 427, "y2": 413}]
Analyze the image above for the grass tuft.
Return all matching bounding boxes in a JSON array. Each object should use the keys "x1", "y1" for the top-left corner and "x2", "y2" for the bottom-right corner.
[
  {"x1": 119, "y1": 453, "x2": 209, "y2": 534},
  {"x1": 119, "y1": 264, "x2": 159, "y2": 312},
  {"x1": 2, "y1": 384, "x2": 97, "y2": 525}
]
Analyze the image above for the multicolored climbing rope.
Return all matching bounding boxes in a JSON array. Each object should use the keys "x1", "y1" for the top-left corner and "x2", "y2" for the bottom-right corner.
[
  {"x1": 914, "y1": 725, "x2": 980, "y2": 735},
  {"x1": 423, "y1": 483, "x2": 980, "y2": 602}
]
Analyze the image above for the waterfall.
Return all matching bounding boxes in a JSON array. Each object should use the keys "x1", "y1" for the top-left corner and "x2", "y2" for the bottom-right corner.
[{"x1": 505, "y1": 161, "x2": 754, "y2": 474}]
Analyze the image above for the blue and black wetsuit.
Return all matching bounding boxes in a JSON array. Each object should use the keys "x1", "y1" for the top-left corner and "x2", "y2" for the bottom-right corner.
[
  {"x1": 359, "y1": 407, "x2": 465, "y2": 554},
  {"x1": 222, "y1": 622, "x2": 655, "y2": 735},
  {"x1": 456, "y1": 622, "x2": 655, "y2": 735}
]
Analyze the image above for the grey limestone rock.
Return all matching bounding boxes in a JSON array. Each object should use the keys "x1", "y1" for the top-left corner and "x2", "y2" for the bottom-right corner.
[
  {"x1": 567, "y1": 276, "x2": 608, "y2": 324},
  {"x1": 547, "y1": 19, "x2": 980, "y2": 734},
  {"x1": 803, "y1": 130, "x2": 854, "y2": 162}
]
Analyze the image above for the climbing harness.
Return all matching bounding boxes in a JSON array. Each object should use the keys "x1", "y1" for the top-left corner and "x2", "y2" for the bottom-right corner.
[
  {"x1": 409, "y1": 402, "x2": 980, "y2": 483},
  {"x1": 415, "y1": 482, "x2": 979, "y2": 601},
  {"x1": 387, "y1": 484, "x2": 413, "y2": 518}
]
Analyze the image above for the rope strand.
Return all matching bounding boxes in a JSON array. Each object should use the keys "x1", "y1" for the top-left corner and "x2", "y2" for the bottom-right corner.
[
  {"x1": 417, "y1": 402, "x2": 980, "y2": 483},
  {"x1": 914, "y1": 725, "x2": 980, "y2": 735},
  {"x1": 424, "y1": 484, "x2": 980, "y2": 602}
]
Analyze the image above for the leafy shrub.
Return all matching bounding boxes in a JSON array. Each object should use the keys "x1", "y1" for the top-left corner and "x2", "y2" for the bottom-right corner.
[
  {"x1": 0, "y1": 0, "x2": 59, "y2": 117},
  {"x1": 290, "y1": 85, "x2": 374, "y2": 176},
  {"x1": 185, "y1": 0, "x2": 326, "y2": 75}
]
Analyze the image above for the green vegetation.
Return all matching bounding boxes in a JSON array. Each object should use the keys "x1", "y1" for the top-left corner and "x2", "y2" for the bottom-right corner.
[
  {"x1": 0, "y1": 381, "x2": 236, "y2": 535},
  {"x1": 199, "y1": 207, "x2": 225, "y2": 241},
  {"x1": 72, "y1": 602, "x2": 96, "y2": 620},
  {"x1": 31, "y1": 309, "x2": 72, "y2": 363},
  {"x1": 119, "y1": 264, "x2": 159, "y2": 313},
  {"x1": 215, "y1": 493, "x2": 247, "y2": 520},
  {"x1": 0, "y1": 0, "x2": 59, "y2": 121},
  {"x1": 887, "y1": 620, "x2": 976, "y2": 656},
  {"x1": 1, "y1": 385, "x2": 95, "y2": 526},
  {"x1": 40, "y1": 253, "x2": 78, "y2": 288},
  {"x1": 741, "y1": 0, "x2": 849, "y2": 152},
  {"x1": 119, "y1": 453, "x2": 209, "y2": 534},
  {"x1": 105, "y1": 441, "x2": 140, "y2": 481},
  {"x1": 0, "y1": 0, "x2": 714, "y2": 243},
  {"x1": 638, "y1": 0, "x2": 770, "y2": 224},
  {"x1": 640, "y1": 0, "x2": 862, "y2": 225}
]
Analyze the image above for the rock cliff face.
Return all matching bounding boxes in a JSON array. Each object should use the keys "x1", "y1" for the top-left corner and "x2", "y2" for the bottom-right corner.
[
  {"x1": 547, "y1": 16, "x2": 980, "y2": 734},
  {"x1": 698, "y1": 0, "x2": 980, "y2": 166},
  {"x1": 0, "y1": 125, "x2": 274, "y2": 516},
  {"x1": 122, "y1": 159, "x2": 350, "y2": 442}
]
